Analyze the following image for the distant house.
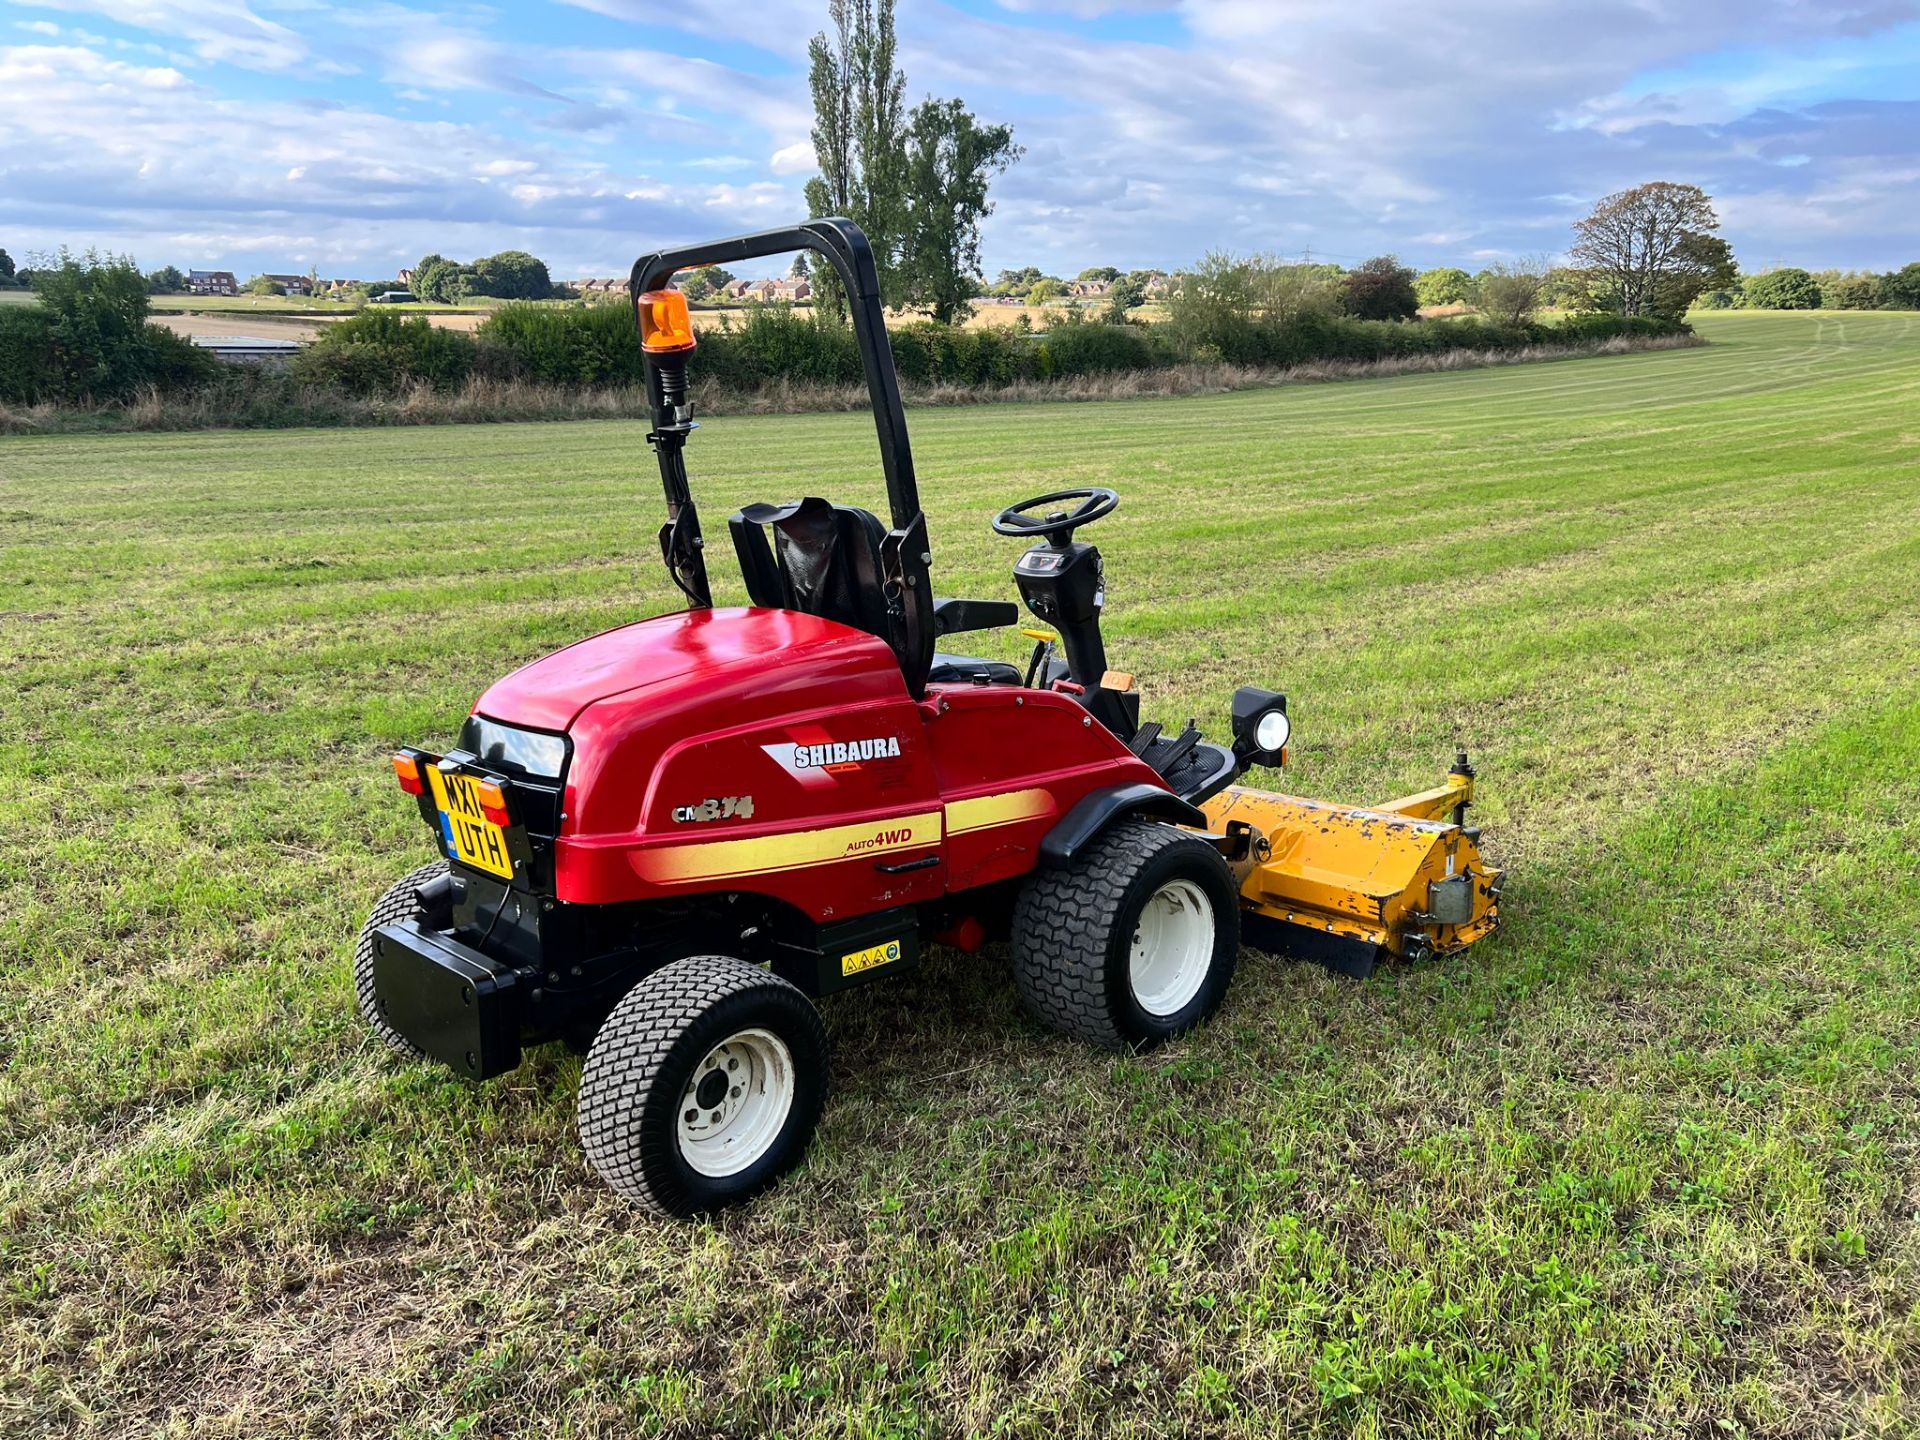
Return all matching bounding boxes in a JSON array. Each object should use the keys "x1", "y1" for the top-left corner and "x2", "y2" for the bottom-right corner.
[
  {"x1": 397, "y1": 268, "x2": 414, "y2": 287},
  {"x1": 1068, "y1": 279, "x2": 1111, "y2": 298},
  {"x1": 264, "y1": 274, "x2": 314, "y2": 296},
  {"x1": 732, "y1": 278, "x2": 811, "y2": 303},
  {"x1": 187, "y1": 270, "x2": 238, "y2": 295}
]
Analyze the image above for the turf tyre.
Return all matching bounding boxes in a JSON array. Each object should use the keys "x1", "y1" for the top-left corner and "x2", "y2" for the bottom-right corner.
[
  {"x1": 578, "y1": 956, "x2": 829, "y2": 1216},
  {"x1": 1012, "y1": 819, "x2": 1239, "y2": 1049},
  {"x1": 354, "y1": 859, "x2": 450, "y2": 1058}
]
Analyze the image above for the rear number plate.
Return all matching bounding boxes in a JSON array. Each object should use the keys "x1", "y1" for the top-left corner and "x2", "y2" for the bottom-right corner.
[{"x1": 428, "y1": 767, "x2": 514, "y2": 879}]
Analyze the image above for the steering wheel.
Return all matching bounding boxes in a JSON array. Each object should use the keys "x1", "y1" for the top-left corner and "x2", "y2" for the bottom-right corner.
[{"x1": 990, "y1": 487, "x2": 1120, "y2": 544}]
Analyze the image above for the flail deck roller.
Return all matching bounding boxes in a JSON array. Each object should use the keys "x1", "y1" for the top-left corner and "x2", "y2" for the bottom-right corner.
[{"x1": 1199, "y1": 753, "x2": 1503, "y2": 978}]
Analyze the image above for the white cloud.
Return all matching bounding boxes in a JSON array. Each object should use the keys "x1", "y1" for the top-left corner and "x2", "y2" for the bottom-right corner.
[
  {"x1": 769, "y1": 140, "x2": 814, "y2": 176},
  {"x1": 17, "y1": 0, "x2": 311, "y2": 70}
]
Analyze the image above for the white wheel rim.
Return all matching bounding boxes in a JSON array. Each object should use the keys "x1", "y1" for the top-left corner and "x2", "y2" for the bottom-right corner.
[
  {"x1": 1128, "y1": 878, "x2": 1216, "y2": 1017},
  {"x1": 677, "y1": 1027, "x2": 795, "y2": 1178}
]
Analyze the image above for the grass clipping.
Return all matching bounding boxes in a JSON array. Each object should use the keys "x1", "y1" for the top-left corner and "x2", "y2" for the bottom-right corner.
[{"x1": 0, "y1": 332, "x2": 1705, "y2": 434}]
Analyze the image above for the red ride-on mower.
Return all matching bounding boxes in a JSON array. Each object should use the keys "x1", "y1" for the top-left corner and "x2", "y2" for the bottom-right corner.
[{"x1": 358, "y1": 220, "x2": 1501, "y2": 1216}]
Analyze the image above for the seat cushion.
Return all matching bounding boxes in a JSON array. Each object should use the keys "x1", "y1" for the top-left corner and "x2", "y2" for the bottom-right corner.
[{"x1": 927, "y1": 652, "x2": 1023, "y2": 686}]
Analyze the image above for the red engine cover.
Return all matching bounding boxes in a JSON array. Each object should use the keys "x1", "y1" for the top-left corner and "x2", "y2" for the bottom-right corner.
[{"x1": 474, "y1": 607, "x2": 1168, "y2": 922}]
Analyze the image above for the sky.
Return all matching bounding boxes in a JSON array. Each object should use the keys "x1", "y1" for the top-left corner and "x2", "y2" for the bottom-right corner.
[{"x1": 1, "y1": 0, "x2": 1915, "y2": 283}]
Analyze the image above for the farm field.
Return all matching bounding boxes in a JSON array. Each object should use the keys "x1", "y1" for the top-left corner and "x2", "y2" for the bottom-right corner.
[{"x1": 2, "y1": 310, "x2": 1918, "y2": 1437}]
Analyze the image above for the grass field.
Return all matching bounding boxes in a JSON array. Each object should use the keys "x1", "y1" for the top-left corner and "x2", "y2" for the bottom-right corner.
[{"x1": 3, "y1": 311, "x2": 1918, "y2": 1438}]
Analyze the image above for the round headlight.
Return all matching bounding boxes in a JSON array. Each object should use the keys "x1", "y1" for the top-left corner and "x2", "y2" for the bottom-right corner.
[{"x1": 1253, "y1": 709, "x2": 1291, "y2": 753}]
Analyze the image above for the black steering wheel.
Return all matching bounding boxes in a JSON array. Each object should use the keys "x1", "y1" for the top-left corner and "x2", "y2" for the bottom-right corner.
[{"x1": 990, "y1": 487, "x2": 1119, "y2": 545}]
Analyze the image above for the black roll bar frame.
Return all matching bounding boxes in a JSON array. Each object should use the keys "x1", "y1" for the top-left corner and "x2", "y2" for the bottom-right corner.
[{"x1": 628, "y1": 217, "x2": 934, "y2": 696}]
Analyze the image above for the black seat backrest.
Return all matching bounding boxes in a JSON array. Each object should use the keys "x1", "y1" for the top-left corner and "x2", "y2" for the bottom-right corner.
[{"x1": 730, "y1": 497, "x2": 892, "y2": 643}]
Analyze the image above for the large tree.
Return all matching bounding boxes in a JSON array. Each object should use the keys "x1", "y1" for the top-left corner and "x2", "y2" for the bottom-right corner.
[
  {"x1": 0, "y1": 247, "x2": 15, "y2": 284},
  {"x1": 1881, "y1": 262, "x2": 1920, "y2": 310},
  {"x1": 469, "y1": 250, "x2": 551, "y2": 300},
  {"x1": 1743, "y1": 267, "x2": 1821, "y2": 310},
  {"x1": 1569, "y1": 182, "x2": 1735, "y2": 319},
  {"x1": 898, "y1": 97, "x2": 1020, "y2": 324},
  {"x1": 804, "y1": 0, "x2": 908, "y2": 317},
  {"x1": 1342, "y1": 256, "x2": 1418, "y2": 321},
  {"x1": 1474, "y1": 260, "x2": 1548, "y2": 327},
  {"x1": 1415, "y1": 266, "x2": 1472, "y2": 307}
]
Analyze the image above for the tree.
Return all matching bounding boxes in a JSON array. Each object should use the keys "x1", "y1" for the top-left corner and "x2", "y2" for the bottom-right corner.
[
  {"x1": 1569, "y1": 182, "x2": 1734, "y2": 319},
  {"x1": 804, "y1": 0, "x2": 908, "y2": 317},
  {"x1": 0, "y1": 247, "x2": 14, "y2": 285},
  {"x1": 1027, "y1": 278, "x2": 1063, "y2": 305},
  {"x1": 145, "y1": 264, "x2": 185, "y2": 294},
  {"x1": 1104, "y1": 273, "x2": 1147, "y2": 319},
  {"x1": 1414, "y1": 266, "x2": 1472, "y2": 308},
  {"x1": 1474, "y1": 260, "x2": 1548, "y2": 326},
  {"x1": 1342, "y1": 255, "x2": 1418, "y2": 321},
  {"x1": 1743, "y1": 267, "x2": 1821, "y2": 310},
  {"x1": 1881, "y1": 262, "x2": 1920, "y2": 310},
  {"x1": 897, "y1": 96, "x2": 1020, "y2": 324},
  {"x1": 1077, "y1": 265, "x2": 1119, "y2": 283},
  {"x1": 244, "y1": 275, "x2": 286, "y2": 296},
  {"x1": 679, "y1": 265, "x2": 734, "y2": 303},
  {"x1": 992, "y1": 266, "x2": 1043, "y2": 296},
  {"x1": 411, "y1": 254, "x2": 459, "y2": 304},
  {"x1": 469, "y1": 250, "x2": 551, "y2": 300}
]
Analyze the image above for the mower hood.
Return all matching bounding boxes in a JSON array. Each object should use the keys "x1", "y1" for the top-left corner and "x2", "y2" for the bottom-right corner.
[{"x1": 472, "y1": 606, "x2": 891, "y2": 733}]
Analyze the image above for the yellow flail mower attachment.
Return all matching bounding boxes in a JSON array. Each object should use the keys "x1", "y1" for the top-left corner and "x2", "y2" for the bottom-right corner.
[{"x1": 1200, "y1": 753, "x2": 1503, "y2": 978}]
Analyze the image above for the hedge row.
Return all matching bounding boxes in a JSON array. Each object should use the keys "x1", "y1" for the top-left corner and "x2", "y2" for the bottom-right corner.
[{"x1": 287, "y1": 301, "x2": 1688, "y2": 397}]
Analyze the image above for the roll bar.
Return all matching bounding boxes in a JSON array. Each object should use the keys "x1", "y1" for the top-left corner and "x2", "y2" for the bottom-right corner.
[{"x1": 628, "y1": 218, "x2": 934, "y2": 696}]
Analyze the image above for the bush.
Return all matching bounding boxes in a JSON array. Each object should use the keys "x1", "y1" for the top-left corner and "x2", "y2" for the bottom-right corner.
[
  {"x1": 889, "y1": 322, "x2": 1029, "y2": 385},
  {"x1": 480, "y1": 301, "x2": 643, "y2": 386},
  {"x1": 709, "y1": 305, "x2": 863, "y2": 388},
  {"x1": 2, "y1": 251, "x2": 219, "y2": 404},
  {"x1": 0, "y1": 305, "x2": 56, "y2": 404},
  {"x1": 1743, "y1": 268, "x2": 1821, "y2": 310},
  {"x1": 291, "y1": 308, "x2": 475, "y2": 394},
  {"x1": 1033, "y1": 313, "x2": 1159, "y2": 375}
]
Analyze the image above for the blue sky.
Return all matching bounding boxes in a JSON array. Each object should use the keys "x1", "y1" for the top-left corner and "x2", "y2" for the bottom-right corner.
[{"x1": 2, "y1": 0, "x2": 1914, "y2": 282}]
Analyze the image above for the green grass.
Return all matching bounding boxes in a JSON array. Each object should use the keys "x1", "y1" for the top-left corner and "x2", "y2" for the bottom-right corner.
[{"x1": 3, "y1": 310, "x2": 1918, "y2": 1438}]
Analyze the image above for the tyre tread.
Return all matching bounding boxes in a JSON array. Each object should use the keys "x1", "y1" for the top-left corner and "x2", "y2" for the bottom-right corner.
[
  {"x1": 1011, "y1": 819, "x2": 1233, "y2": 1048},
  {"x1": 578, "y1": 955, "x2": 826, "y2": 1216},
  {"x1": 353, "y1": 859, "x2": 449, "y2": 1057}
]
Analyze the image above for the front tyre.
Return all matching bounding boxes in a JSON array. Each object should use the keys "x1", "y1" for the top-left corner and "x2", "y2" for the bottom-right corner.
[
  {"x1": 354, "y1": 859, "x2": 450, "y2": 1058},
  {"x1": 578, "y1": 956, "x2": 829, "y2": 1216},
  {"x1": 1012, "y1": 820, "x2": 1239, "y2": 1049}
]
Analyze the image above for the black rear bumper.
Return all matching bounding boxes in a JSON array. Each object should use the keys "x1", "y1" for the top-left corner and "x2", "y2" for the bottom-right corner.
[{"x1": 371, "y1": 920, "x2": 524, "y2": 1079}]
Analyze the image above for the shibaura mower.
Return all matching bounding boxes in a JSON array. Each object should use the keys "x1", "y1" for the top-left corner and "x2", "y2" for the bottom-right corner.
[{"x1": 357, "y1": 219, "x2": 1501, "y2": 1216}]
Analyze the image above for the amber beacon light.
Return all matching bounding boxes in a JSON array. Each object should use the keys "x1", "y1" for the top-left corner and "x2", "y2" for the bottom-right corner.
[{"x1": 638, "y1": 288, "x2": 697, "y2": 354}]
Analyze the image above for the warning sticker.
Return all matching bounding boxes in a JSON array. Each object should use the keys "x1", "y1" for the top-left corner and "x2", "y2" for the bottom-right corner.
[{"x1": 840, "y1": 939, "x2": 903, "y2": 976}]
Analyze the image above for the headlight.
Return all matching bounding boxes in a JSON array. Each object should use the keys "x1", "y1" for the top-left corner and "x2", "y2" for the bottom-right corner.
[
  {"x1": 459, "y1": 715, "x2": 569, "y2": 779},
  {"x1": 1254, "y1": 709, "x2": 1291, "y2": 752},
  {"x1": 1229, "y1": 685, "x2": 1290, "y2": 768}
]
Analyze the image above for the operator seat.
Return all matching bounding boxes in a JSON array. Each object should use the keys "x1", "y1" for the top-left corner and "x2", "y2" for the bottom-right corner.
[
  {"x1": 731, "y1": 497, "x2": 891, "y2": 640},
  {"x1": 730, "y1": 496, "x2": 1019, "y2": 689}
]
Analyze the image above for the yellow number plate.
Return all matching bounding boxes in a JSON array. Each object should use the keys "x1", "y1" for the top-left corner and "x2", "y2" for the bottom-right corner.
[
  {"x1": 427, "y1": 766, "x2": 514, "y2": 880},
  {"x1": 841, "y1": 939, "x2": 903, "y2": 977}
]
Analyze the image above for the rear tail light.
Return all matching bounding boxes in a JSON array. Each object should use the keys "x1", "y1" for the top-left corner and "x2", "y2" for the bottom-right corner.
[
  {"x1": 392, "y1": 752, "x2": 425, "y2": 796},
  {"x1": 476, "y1": 777, "x2": 511, "y2": 827}
]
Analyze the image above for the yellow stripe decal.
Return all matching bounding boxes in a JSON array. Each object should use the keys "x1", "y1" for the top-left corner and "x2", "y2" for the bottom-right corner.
[
  {"x1": 638, "y1": 810, "x2": 943, "y2": 884},
  {"x1": 944, "y1": 787, "x2": 1055, "y2": 835}
]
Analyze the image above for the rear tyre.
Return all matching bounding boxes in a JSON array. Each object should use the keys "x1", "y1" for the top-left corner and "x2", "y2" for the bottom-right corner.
[
  {"x1": 578, "y1": 956, "x2": 829, "y2": 1217},
  {"x1": 354, "y1": 859, "x2": 450, "y2": 1058},
  {"x1": 1012, "y1": 820, "x2": 1239, "y2": 1049}
]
